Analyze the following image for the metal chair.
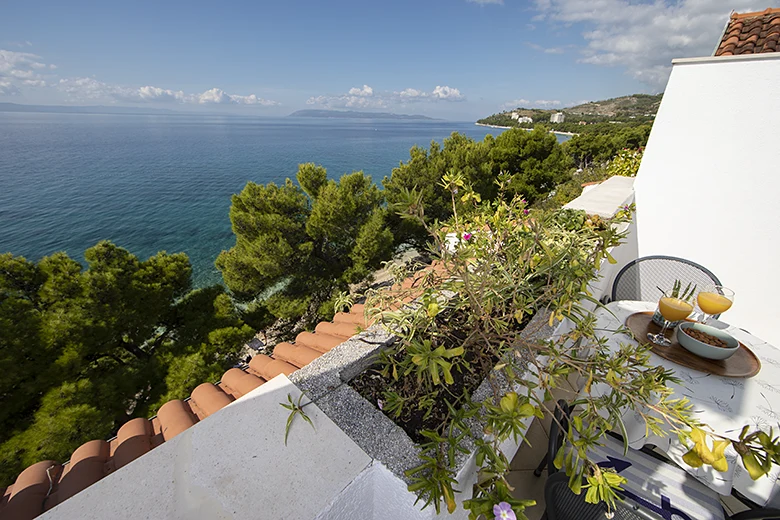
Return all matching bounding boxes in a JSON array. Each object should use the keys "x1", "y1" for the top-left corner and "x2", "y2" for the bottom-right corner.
[
  {"x1": 610, "y1": 255, "x2": 722, "y2": 312},
  {"x1": 539, "y1": 401, "x2": 780, "y2": 520}
]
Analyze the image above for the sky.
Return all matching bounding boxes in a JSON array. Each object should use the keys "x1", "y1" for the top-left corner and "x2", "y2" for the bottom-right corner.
[{"x1": 1, "y1": 0, "x2": 775, "y2": 120}]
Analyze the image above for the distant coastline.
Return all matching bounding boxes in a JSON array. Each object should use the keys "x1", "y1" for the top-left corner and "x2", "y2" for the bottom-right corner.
[
  {"x1": 475, "y1": 122, "x2": 512, "y2": 129},
  {"x1": 475, "y1": 122, "x2": 577, "y2": 137}
]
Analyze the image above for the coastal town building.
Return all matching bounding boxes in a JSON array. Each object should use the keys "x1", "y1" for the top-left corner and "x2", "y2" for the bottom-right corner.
[
  {"x1": 549, "y1": 112, "x2": 565, "y2": 123},
  {"x1": 509, "y1": 112, "x2": 532, "y2": 123}
]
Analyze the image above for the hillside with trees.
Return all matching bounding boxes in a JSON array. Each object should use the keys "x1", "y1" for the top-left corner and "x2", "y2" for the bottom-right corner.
[
  {"x1": 0, "y1": 243, "x2": 253, "y2": 483},
  {"x1": 479, "y1": 93, "x2": 662, "y2": 126}
]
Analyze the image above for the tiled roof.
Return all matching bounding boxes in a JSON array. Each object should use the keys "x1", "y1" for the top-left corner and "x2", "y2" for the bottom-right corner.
[
  {"x1": 714, "y1": 8, "x2": 780, "y2": 56},
  {"x1": 0, "y1": 304, "x2": 370, "y2": 520}
]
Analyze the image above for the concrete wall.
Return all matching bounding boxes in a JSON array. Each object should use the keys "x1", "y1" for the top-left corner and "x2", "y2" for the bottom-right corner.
[
  {"x1": 42, "y1": 376, "x2": 373, "y2": 520},
  {"x1": 564, "y1": 175, "x2": 638, "y2": 304},
  {"x1": 633, "y1": 54, "x2": 780, "y2": 347}
]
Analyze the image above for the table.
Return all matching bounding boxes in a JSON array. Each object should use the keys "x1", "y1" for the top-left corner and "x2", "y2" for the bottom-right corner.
[{"x1": 593, "y1": 300, "x2": 780, "y2": 507}]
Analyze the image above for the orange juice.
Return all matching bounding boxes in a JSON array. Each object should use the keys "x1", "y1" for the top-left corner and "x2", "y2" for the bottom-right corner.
[
  {"x1": 698, "y1": 292, "x2": 733, "y2": 315},
  {"x1": 658, "y1": 297, "x2": 694, "y2": 322}
]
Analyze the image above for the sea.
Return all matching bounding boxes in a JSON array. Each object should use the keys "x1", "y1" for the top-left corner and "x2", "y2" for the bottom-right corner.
[{"x1": 0, "y1": 112, "x2": 569, "y2": 287}]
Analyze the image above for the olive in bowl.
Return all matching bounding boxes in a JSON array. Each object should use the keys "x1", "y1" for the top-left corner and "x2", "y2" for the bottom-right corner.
[{"x1": 677, "y1": 322, "x2": 739, "y2": 360}]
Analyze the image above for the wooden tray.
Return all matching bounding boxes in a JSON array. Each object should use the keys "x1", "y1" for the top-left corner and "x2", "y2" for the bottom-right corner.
[{"x1": 624, "y1": 312, "x2": 760, "y2": 378}]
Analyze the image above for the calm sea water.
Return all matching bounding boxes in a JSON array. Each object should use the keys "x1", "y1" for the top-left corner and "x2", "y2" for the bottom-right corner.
[{"x1": 0, "y1": 112, "x2": 567, "y2": 287}]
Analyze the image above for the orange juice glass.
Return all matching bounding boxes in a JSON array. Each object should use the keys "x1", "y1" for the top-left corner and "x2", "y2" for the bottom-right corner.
[
  {"x1": 648, "y1": 291, "x2": 694, "y2": 347},
  {"x1": 659, "y1": 297, "x2": 695, "y2": 322},
  {"x1": 697, "y1": 285, "x2": 734, "y2": 324}
]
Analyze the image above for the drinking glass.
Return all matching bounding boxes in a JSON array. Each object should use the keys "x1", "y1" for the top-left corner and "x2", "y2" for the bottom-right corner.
[
  {"x1": 697, "y1": 285, "x2": 735, "y2": 324},
  {"x1": 648, "y1": 290, "x2": 695, "y2": 347}
]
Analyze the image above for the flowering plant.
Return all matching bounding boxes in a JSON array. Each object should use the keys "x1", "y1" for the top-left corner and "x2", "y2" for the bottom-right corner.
[{"x1": 355, "y1": 172, "x2": 780, "y2": 518}]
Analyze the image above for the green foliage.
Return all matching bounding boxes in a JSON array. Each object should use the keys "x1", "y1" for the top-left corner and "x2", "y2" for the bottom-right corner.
[
  {"x1": 383, "y1": 129, "x2": 570, "y2": 245},
  {"x1": 281, "y1": 393, "x2": 314, "y2": 446},
  {"x1": 216, "y1": 178, "x2": 311, "y2": 300},
  {"x1": 0, "y1": 379, "x2": 115, "y2": 484},
  {"x1": 383, "y1": 133, "x2": 494, "y2": 244},
  {"x1": 534, "y1": 149, "x2": 644, "y2": 211},
  {"x1": 218, "y1": 164, "x2": 393, "y2": 323},
  {"x1": 605, "y1": 148, "x2": 643, "y2": 178},
  {"x1": 665, "y1": 280, "x2": 697, "y2": 302},
  {"x1": 489, "y1": 127, "x2": 572, "y2": 202},
  {"x1": 296, "y1": 162, "x2": 328, "y2": 200},
  {"x1": 359, "y1": 182, "x2": 780, "y2": 517},
  {"x1": 0, "y1": 243, "x2": 253, "y2": 486},
  {"x1": 563, "y1": 125, "x2": 650, "y2": 168},
  {"x1": 149, "y1": 352, "x2": 226, "y2": 413}
]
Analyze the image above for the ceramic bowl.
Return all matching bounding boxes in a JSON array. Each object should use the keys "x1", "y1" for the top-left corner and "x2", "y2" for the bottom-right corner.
[{"x1": 677, "y1": 322, "x2": 739, "y2": 360}]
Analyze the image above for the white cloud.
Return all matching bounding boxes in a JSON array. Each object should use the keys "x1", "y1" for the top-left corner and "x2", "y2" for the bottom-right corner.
[
  {"x1": 192, "y1": 88, "x2": 278, "y2": 106},
  {"x1": 57, "y1": 77, "x2": 124, "y2": 100},
  {"x1": 431, "y1": 85, "x2": 464, "y2": 101},
  {"x1": 532, "y1": 0, "x2": 760, "y2": 87},
  {"x1": 0, "y1": 80, "x2": 20, "y2": 96},
  {"x1": 308, "y1": 84, "x2": 465, "y2": 109},
  {"x1": 309, "y1": 84, "x2": 382, "y2": 108},
  {"x1": 526, "y1": 42, "x2": 567, "y2": 54},
  {"x1": 501, "y1": 98, "x2": 531, "y2": 110},
  {"x1": 1, "y1": 48, "x2": 278, "y2": 107},
  {"x1": 347, "y1": 84, "x2": 373, "y2": 97},
  {"x1": 137, "y1": 85, "x2": 185, "y2": 103},
  {"x1": 467, "y1": 0, "x2": 504, "y2": 5},
  {"x1": 398, "y1": 88, "x2": 425, "y2": 99},
  {"x1": 501, "y1": 98, "x2": 562, "y2": 110},
  {"x1": 57, "y1": 79, "x2": 278, "y2": 106},
  {"x1": 0, "y1": 49, "x2": 54, "y2": 93}
]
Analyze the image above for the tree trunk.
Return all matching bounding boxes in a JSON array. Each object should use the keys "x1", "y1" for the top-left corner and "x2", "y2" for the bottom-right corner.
[{"x1": 120, "y1": 341, "x2": 150, "y2": 360}]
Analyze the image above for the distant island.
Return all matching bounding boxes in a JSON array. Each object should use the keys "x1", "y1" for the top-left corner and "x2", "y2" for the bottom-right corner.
[
  {"x1": 289, "y1": 109, "x2": 436, "y2": 120},
  {"x1": 0, "y1": 102, "x2": 179, "y2": 115}
]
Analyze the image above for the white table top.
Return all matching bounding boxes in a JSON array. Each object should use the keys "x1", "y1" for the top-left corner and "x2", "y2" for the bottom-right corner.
[{"x1": 594, "y1": 300, "x2": 780, "y2": 506}]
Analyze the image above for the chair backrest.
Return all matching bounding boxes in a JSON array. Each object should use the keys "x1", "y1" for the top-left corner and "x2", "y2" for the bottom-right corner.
[
  {"x1": 544, "y1": 471, "x2": 656, "y2": 520},
  {"x1": 546, "y1": 400, "x2": 570, "y2": 475},
  {"x1": 611, "y1": 256, "x2": 722, "y2": 306}
]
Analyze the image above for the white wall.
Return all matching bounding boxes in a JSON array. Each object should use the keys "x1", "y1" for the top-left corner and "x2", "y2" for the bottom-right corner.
[
  {"x1": 42, "y1": 376, "x2": 373, "y2": 520},
  {"x1": 634, "y1": 54, "x2": 780, "y2": 347}
]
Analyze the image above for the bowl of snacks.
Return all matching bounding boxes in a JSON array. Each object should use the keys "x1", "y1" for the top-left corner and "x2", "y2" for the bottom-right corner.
[{"x1": 677, "y1": 322, "x2": 739, "y2": 360}]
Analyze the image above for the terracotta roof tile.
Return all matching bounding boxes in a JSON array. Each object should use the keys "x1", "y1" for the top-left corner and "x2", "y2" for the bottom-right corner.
[
  {"x1": 272, "y1": 342, "x2": 322, "y2": 368},
  {"x1": 189, "y1": 383, "x2": 234, "y2": 419},
  {"x1": 295, "y1": 331, "x2": 345, "y2": 353},
  {"x1": 333, "y1": 311, "x2": 367, "y2": 327},
  {"x1": 46, "y1": 441, "x2": 110, "y2": 508},
  {"x1": 111, "y1": 418, "x2": 153, "y2": 470},
  {"x1": 259, "y1": 358, "x2": 299, "y2": 379},
  {"x1": 715, "y1": 8, "x2": 780, "y2": 56},
  {"x1": 315, "y1": 320, "x2": 362, "y2": 339},
  {"x1": 220, "y1": 368, "x2": 265, "y2": 399},
  {"x1": 3, "y1": 461, "x2": 61, "y2": 519},
  {"x1": 156, "y1": 400, "x2": 198, "y2": 441}
]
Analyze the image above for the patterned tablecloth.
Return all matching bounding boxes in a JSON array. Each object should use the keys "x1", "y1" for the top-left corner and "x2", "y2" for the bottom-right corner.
[{"x1": 594, "y1": 300, "x2": 780, "y2": 507}]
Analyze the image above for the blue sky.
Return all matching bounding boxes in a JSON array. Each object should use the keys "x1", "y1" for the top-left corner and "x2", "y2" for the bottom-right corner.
[{"x1": 0, "y1": 0, "x2": 771, "y2": 120}]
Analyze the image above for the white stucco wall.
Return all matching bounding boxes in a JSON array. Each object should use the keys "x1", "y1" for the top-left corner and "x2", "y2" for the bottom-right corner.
[
  {"x1": 564, "y1": 175, "x2": 635, "y2": 218},
  {"x1": 634, "y1": 54, "x2": 780, "y2": 347}
]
